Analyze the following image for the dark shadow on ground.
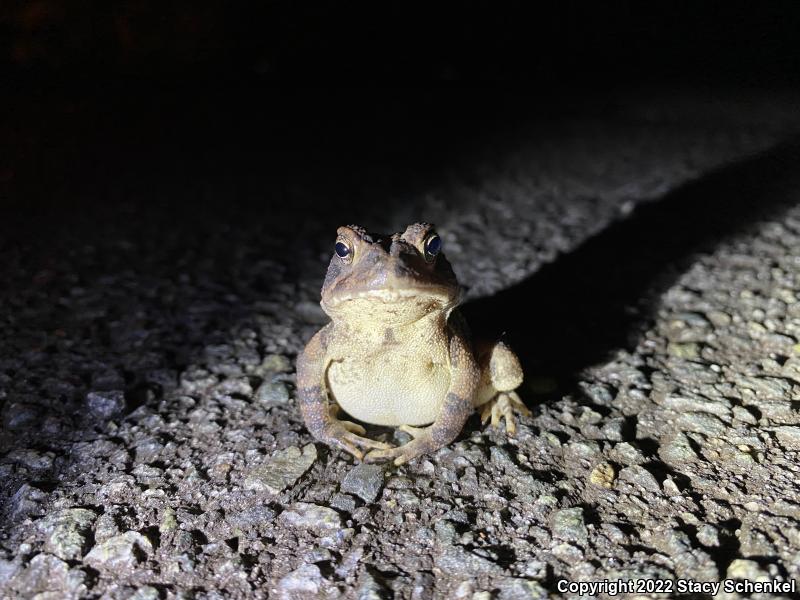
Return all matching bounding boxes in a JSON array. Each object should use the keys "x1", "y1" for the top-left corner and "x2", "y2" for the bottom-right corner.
[{"x1": 462, "y1": 137, "x2": 800, "y2": 400}]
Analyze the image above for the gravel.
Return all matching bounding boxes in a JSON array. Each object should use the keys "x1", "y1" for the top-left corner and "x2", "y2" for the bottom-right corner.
[
  {"x1": 85, "y1": 390, "x2": 127, "y2": 420},
  {"x1": 340, "y1": 464, "x2": 386, "y2": 504},
  {"x1": 84, "y1": 531, "x2": 155, "y2": 571},
  {"x1": 243, "y1": 444, "x2": 318, "y2": 494},
  {"x1": 3, "y1": 90, "x2": 800, "y2": 598},
  {"x1": 254, "y1": 381, "x2": 291, "y2": 406},
  {"x1": 37, "y1": 508, "x2": 96, "y2": 561}
]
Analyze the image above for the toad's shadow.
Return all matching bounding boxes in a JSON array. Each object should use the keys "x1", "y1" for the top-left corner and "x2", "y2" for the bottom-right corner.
[{"x1": 461, "y1": 138, "x2": 800, "y2": 404}]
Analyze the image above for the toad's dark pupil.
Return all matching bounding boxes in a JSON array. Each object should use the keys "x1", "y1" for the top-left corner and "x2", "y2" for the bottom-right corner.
[
  {"x1": 425, "y1": 235, "x2": 442, "y2": 256},
  {"x1": 335, "y1": 242, "x2": 350, "y2": 258}
]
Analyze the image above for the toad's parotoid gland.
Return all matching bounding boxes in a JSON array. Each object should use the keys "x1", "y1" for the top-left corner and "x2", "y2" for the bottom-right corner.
[{"x1": 297, "y1": 222, "x2": 530, "y2": 465}]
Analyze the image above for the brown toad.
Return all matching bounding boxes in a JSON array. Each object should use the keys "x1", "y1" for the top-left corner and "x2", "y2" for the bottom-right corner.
[{"x1": 296, "y1": 222, "x2": 528, "y2": 465}]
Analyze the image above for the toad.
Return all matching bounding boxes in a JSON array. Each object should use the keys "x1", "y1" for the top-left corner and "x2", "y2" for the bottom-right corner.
[{"x1": 297, "y1": 223, "x2": 529, "y2": 465}]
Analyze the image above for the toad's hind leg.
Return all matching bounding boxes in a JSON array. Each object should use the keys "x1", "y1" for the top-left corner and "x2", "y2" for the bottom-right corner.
[{"x1": 475, "y1": 340, "x2": 530, "y2": 434}]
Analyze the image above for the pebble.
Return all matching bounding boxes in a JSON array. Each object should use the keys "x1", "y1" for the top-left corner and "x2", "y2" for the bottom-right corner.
[
  {"x1": 395, "y1": 489, "x2": 420, "y2": 507},
  {"x1": 84, "y1": 531, "x2": 154, "y2": 570},
  {"x1": 732, "y1": 405, "x2": 758, "y2": 424},
  {"x1": 618, "y1": 465, "x2": 661, "y2": 493},
  {"x1": 340, "y1": 464, "x2": 385, "y2": 503},
  {"x1": 663, "y1": 477, "x2": 681, "y2": 496},
  {"x1": 279, "y1": 502, "x2": 341, "y2": 532},
  {"x1": 566, "y1": 440, "x2": 601, "y2": 460},
  {"x1": 667, "y1": 342, "x2": 701, "y2": 360},
  {"x1": 255, "y1": 380, "x2": 290, "y2": 405},
  {"x1": 581, "y1": 382, "x2": 614, "y2": 405},
  {"x1": 134, "y1": 438, "x2": 164, "y2": 464},
  {"x1": 696, "y1": 524, "x2": 720, "y2": 547},
  {"x1": 8, "y1": 553, "x2": 86, "y2": 597},
  {"x1": 434, "y1": 520, "x2": 457, "y2": 545},
  {"x1": 780, "y1": 356, "x2": 800, "y2": 383},
  {"x1": 706, "y1": 310, "x2": 732, "y2": 327},
  {"x1": 610, "y1": 442, "x2": 645, "y2": 465},
  {"x1": 351, "y1": 507, "x2": 372, "y2": 523},
  {"x1": 85, "y1": 390, "x2": 126, "y2": 419},
  {"x1": 214, "y1": 376, "x2": 253, "y2": 398},
  {"x1": 600, "y1": 418, "x2": 625, "y2": 441},
  {"x1": 435, "y1": 545, "x2": 502, "y2": 576},
  {"x1": 662, "y1": 393, "x2": 732, "y2": 418},
  {"x1": 244, "y1": 444, "x2": 317, "y2": 493},
  {"x1": 675, "y1": 412, "x2": 726, "y2": 437},
  {"x1": 499, "y1": 578, "x2": 550, "y2": 600},
  {"x1": 644, "y1": 526, "x2": 690, "y2": 555},
  {"x1": 589, "y1": 462, "x2": 616, "y2": 488},
  {"x1": 726, "y1": 558, "x2": 769, "y2": 580},
  {"x1": 160, "y1": 507, "x2": 178, "y2": 533},
  {"x1": 10, "y1": 483, "x2": 47, "y2": 520},
  {"x1": 737, "y1": 519, "x2": 777, "y2": 556},
  {"x1": 0, "y1": 558, "x2": 19, "y2": 584},
  {"x1": 132, "y1": 464, "x2": 164, "y2": 485},
  {"x1": 2, "y1": 402, "x2": 41, "y2": 430},
  {"x1": 552, "y1": 544, "x2": 585, "y2": 563},
  {"x1": 737, "y1": 375, "x2": 792, "y2": 399},
  {"x1": 5, "y1": 449, "x2": 54, "y2": 471},
  {"x1": 225, "y1": 504, "x2": 277, "y2": 529},
  {"x1": 552, "y1": 507, "x2": 588, "y2": 545},
  {"x1": 37, "y1": 508, "x2": 97, "y2": 560},
  {"x1": 128, "y1": 586, "x2": 160, "y2": 600},
  {"x1": 329, "y1": 493, "x2": 358, "y2": 513},
  {"x1": 659, "y1": 433, "x2": 699, "y2": 464},
  {"x1": 773, "y1": 426, "x2": 800, "y2": 450},
  {"x1": 276, "y1": 564, "x2": 322, "y2": 599},
  {"x1": 453, "y1": 580, "x2": 475, "y2": 599},
  {"x1": 490, "y1": 446, "x2": 517, "y2": 468},
  {"x1": 255, "y1": 353, "x2": 292, "y2": 375},
  {"x1": 93, "y1": 512, "x2": 120, "y2": 544}
]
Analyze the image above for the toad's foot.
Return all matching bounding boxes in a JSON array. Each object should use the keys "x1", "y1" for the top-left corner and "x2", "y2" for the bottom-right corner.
[
  {"x1": 480, "y1": 391, "x2": 531, "y2": 435},
  {"x1": 321, "y1": 405, "x2": 393, "y2": 460},
  {"x1": 398, "y1": 424, "x2": 427, "y2": 438},
  {"x1": 364, "y1": 425, "x2": 436, "y2": 466}
]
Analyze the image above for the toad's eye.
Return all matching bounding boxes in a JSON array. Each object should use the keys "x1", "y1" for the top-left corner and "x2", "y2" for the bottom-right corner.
[
  {"x1": 335, "y1": 241, "x2": 352, "y2": 262},
  {"x1": 424, "y1": 234, "x2": 442, "y2": 260}
]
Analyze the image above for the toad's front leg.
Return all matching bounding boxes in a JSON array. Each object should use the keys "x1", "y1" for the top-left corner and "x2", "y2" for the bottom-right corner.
[
  {"x1": 476, "y1": 339, "x2": 529, "y2": 434},
  {"x1": 364, "y1": 326, "x2": 479, "y2": 465},
  {"x1": 297, "y1": 326, "x2": 392, "y2": 460}
]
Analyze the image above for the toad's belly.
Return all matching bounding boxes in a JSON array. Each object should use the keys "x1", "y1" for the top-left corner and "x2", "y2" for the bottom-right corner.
[{"x1": 327, "y1": 357, "x2": 451, "y2": 426}]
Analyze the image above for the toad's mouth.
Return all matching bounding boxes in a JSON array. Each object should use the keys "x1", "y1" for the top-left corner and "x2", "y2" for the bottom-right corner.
[{"x1": 323, "y1": 285, "x2": 457, "y2": 309}]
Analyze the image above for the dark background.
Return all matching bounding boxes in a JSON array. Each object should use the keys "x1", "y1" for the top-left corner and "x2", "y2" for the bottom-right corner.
[
  {"x1": 3, "y1": 1, "x2": 800, "y2": 222},
  {"x1": 3, "y1": 2, "x2": 800, "y2": 86}
]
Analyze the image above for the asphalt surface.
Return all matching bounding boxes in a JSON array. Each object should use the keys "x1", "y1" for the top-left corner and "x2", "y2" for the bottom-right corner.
[{"x1": 1, "y1": 89, "x2": 800, "y2": 599}]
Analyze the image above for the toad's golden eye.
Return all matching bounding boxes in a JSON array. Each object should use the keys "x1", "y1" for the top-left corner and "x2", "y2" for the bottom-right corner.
[
  {"x1": 335, "y1": 240, "x2": 353, "y2": 263},
  {"x1": 423, "y1": 234, "x2": 442, "y2": 261}
]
